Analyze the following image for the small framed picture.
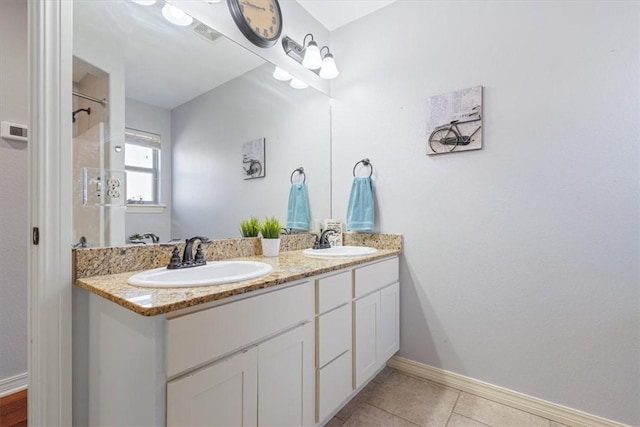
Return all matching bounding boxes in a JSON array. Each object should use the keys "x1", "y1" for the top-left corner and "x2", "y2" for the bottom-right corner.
[
  {"x1": 427, "y1": 86, "x2": 483, "y2": 155},
  {"x1": 242, "y1": 138, "x2": 265, "y2": 180}
]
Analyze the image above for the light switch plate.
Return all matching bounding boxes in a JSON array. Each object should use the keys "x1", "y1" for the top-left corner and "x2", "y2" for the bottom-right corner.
[{"x1": 82, "y1": 168, "x2": 125, "y2": 206}]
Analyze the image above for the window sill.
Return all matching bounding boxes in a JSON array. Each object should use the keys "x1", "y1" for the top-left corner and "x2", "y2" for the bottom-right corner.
[{"x1": 126, "y1": 204, "x2": 166, "y2": 214}]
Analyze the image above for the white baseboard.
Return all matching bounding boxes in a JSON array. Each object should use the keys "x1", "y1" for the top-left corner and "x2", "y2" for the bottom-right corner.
[
  {"x1": 388, "y1": 356, "x2": 628, "y2": 427},
  {"x1": 0, "y1": 372, "x2": 28, "y2": 398}
]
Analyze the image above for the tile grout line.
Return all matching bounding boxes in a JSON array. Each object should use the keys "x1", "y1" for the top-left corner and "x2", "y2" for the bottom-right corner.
[
  {"x1": 444, "y1": 390, "x2": 462, "y2": 427},
  {"x1": 360, "y1": 402, "x2": 423, "y2": 427},
  {"x1": 451, "y1": 413, "x2": 494, "y2": 427}
]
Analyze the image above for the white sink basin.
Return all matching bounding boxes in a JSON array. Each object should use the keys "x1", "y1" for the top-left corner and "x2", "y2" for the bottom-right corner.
[
  {"x1": 127, "y1": 261, "x2": 273, "y2": 288},
  {"x1": 303, "y1": 246, "x2": 377, "y2": 258}
]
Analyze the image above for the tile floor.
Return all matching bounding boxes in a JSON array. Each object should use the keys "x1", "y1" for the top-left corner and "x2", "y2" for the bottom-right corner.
[{"x1": 325, "y1": 368, "x2": 569, "y2": 427}]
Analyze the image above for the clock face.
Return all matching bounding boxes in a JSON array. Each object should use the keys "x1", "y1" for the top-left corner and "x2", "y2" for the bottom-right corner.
[{"x1": 228, "y1": 0, "x2": 282, "y2": 48}]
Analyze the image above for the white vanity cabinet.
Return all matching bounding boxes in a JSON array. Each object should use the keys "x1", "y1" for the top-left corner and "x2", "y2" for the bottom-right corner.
[
  {"x1": 167, "y1": 322, "x2": 314, "y2": 427},
  {"x1": 76, "y1": 254, "x2": 400, "y2": 427},
  {"x1": 353, "y1": 258, "x2": 400, "y2": 388},
  {"x1": 166, "y1": 280, "x2": 315, "y2": 427},
  {"x1": 314, "y1": 256, "x2": 400, "y2": 424},
  {"x1": 315, "y1": 270, "x2": 353, "y2": 422}
]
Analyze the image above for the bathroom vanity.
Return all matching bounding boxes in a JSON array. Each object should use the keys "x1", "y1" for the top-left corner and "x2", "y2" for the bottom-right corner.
[{"x1": 74, "y1": 243, "x2": 400, "y2": 426}]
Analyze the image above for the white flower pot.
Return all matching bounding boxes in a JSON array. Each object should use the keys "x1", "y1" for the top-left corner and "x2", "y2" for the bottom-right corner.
[{"x1": 261, "y1": 238, "x2": 281, "y2": 257}]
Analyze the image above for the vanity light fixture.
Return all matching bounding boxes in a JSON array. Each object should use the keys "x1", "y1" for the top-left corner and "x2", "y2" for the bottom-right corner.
[
  {"x1": 273, "y1": 67, "x2": 293, "y2": 81},
  {"x1": 289, "y1": 77, "x2": 309, "y2": 89},
  {"x1": 162, "y1": 3, "x2": 193, "y2": 26},
  {"x1": 319, "y1": 46, "x2": 339, "y2": 80},
  {"x1": 282, "y1": 34, "x2": 339, "y2": 79},
  {"x1": 301, "y1": 34, "x2": 322, "y2": 69}
]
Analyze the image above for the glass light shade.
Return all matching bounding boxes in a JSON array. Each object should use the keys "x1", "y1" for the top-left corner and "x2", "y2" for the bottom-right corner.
[
  {"x1": 273, "y1": 67, "x2": 292, "y2": 81},
  {"x1": 131, "y1": 0, "x2": 156, "y2": 4},
  {"x1": 302, "y1": 41, "x2": 322, "y2": 70},
  {"x1": 319, "y1": 54, "x2": 339, "y2": 79},
  {"x1": 290, "y1": 77, "x2": 309, "y2": 89},
  {"x1": 162, "y1": 3, "x2": 193, "y2": 26}
]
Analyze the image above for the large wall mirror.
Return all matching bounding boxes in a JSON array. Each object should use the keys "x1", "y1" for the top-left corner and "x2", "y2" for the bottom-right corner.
[{"x1": 71, "y1": 0, "x2": 331, "y2": 247}]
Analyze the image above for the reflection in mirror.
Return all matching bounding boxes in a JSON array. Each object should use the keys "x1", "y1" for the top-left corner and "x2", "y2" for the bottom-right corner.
[{"x1": 72, "y1": 0, "x2": 331, "y2": 247}]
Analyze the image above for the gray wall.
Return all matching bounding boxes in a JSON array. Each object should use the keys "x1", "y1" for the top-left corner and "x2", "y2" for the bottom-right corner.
[
  {"x1": 331, "y1": 1, "x2": 639, "y2": 425},
  {"x1": 171, "y1": 64, "x2": 331, "y2": 240},
  {"x1": 0, "y1": 0, "x2": 28, "y2": 389},
  {"x1": 125, "y1": 98, "x2": 173, "y2": 242}
]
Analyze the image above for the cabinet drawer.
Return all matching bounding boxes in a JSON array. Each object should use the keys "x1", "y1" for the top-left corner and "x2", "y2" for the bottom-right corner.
[
  {"x1": 316, "y1": 270, "x2": 351, "y2": 314},
  {"x1": 317, "y1": 304, "x2": 351, "y2": 368},
  {"x1": 317, "y1": 350, "x2": 352, "y2": 423},
  {"x1": 167, "y1": 281, "x2": 313, "y2": 378},
  {"x1": 354, "y1": 257, "x2": 399, "y2": 298}
]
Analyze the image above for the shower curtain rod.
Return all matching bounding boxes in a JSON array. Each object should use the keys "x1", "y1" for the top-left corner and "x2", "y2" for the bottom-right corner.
[{"x1": 72, "y1": 91, "x2": 107, "y2": 107}]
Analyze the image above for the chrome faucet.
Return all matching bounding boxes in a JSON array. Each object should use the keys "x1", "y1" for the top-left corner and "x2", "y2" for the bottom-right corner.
[
  {"x1": 167, "y1": 236, "x2": 209, "y2": 269},
  {"x1": 313, "y1": 229, "x2": 337, "y2": 250}
]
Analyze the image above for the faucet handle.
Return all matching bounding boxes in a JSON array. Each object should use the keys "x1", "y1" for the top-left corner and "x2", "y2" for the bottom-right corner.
[
  {"x1": 168, "y1": 246, "x2": 182, "y2": 269},
  {"x1": 194, "y1": 244, "x2": 206, "y2": 265}
]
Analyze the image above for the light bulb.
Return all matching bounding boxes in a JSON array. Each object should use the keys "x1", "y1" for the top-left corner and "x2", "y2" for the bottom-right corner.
[
  {"x1": 302, "y1": 41, "x2": 322, "y2": 70},
  {"x1": 273, "y1": 67, "x2": 292, "y2": 81},
  {"x1": 319, "y1": 53, "x2": 339, "y2": 79},
  {"x1": 130, "y1": 0, "x2": 156, "y2": 4},
  {"x1": 290, "y1": 78, "x2": 308, "y2": 89},
  {"x1": 162, "y1": 3, "x2": 193, "y2": 26}
]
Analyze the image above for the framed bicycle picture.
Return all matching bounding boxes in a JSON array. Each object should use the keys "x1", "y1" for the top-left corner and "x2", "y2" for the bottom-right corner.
[
  {"x1": 242, "y1": 138, "x2": 265, "y2": 179},
  {"x1": 426, "y1": 86, "x2": 483, "y2": 155}
]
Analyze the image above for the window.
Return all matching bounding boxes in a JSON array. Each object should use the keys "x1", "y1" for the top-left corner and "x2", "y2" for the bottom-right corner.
[{"x1": 125, "y1": 128, "x2": 160, "y2": 204}]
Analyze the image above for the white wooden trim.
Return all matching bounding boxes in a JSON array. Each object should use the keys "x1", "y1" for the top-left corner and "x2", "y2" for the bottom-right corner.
[
  {"x1": 388, "y1": 356, "x2": 629, "y2": 427},
  {"x1": 28, "y1": 0, "x2": 73, "y2": 425},
  {"x1": 0, "y1": 373, "x2": 28, "y2": 398},
  {"x1": 125, "y1": 204, "x2": 166, "y2": 214}
]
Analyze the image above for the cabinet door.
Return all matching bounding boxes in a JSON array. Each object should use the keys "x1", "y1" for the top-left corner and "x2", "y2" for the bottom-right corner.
[
  {"x1": 258, "y1": 322, "x2": 315, "y2": 427},
  {"x1": 167, "y1": 347, "x2": 258, "y2": 427},
  {"x1": 354, "y1": 291, "x2": 380, "y2": 389},
  {"x1": 379, "y1": 282, "x2": 400, "y2": 362}
]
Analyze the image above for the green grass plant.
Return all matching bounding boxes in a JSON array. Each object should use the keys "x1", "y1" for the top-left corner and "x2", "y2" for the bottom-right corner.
[
  {"x1": 239, "y1": 217, "x2": 261, "y2": 238},
  {"x1": 260, "y1": 216, "x2": 282, "y2": 239}
]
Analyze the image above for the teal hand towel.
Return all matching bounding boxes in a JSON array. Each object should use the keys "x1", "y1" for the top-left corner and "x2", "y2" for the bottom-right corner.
[
  {"x1": 346, "y1": 177, "x2": 375, "y2": 232},
  {"x1": 287, "y1": 182, "x2": 311, "y2": 231}
]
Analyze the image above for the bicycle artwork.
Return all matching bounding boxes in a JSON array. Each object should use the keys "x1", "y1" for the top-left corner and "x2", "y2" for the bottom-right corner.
[
  {"x1": 426, "y1": 86, "x2": 483, "y2": 155},
  {"x1": 242, "y1": 137, "x2": 266, "y2": 179}
]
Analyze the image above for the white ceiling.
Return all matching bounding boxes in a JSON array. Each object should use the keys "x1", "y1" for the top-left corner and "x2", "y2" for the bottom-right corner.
[
  {"x1": 72, "y1": 0, "x2": 396, "y2": 110},
  {"x1": 73, "y1": 0, "x2": 265, "y2": 110},
  {"x1": 296, "y1": 0, "x2": 397, "y2": 31}
]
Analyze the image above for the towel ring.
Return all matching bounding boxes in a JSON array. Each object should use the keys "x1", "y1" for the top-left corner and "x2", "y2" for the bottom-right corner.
[
  {"x1": 290, "y1": 167, "x2": 306, "y2": 184},
  {"x1": 353, "y1": 158, "x2": 373, "y2": 177}
]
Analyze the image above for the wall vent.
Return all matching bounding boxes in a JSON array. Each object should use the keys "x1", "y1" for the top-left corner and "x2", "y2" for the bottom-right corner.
[{"x1": 192, "y1": 22, "x2": 223, "y2": 44}]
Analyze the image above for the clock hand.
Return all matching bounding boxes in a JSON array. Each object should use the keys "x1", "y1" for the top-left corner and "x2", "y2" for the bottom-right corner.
[{"x1": 241, "y1": 0, "x2": 266, "y2": 10}]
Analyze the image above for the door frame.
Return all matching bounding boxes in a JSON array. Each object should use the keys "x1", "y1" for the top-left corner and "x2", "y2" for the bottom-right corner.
[{"x1": 28, "y1": 0, "x2": 73, "y2": 424}]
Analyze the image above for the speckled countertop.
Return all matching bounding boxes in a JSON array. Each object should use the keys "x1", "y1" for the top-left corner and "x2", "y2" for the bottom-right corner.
[{"x1": 75, "y1": 249, "x2": 400, "y2": 317}]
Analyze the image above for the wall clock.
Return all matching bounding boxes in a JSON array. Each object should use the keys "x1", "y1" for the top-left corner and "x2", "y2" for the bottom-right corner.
[{"x1": 227, "y1": 0, "x2": 283, "y2": 48}]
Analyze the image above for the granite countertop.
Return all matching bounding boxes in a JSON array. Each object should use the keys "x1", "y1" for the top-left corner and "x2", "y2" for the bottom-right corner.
[{"x1": 75, "y1": 249, "x2": 400, "y2": 317}]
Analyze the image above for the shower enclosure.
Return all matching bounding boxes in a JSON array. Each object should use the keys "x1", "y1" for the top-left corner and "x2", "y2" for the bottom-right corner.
[{"x1": 72, "y1": 56, "x2": 126, "y2": 248}]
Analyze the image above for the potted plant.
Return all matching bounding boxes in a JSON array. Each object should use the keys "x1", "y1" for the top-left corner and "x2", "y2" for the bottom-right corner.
[
  {"x1": 260, "y1": 216, "x2": 282, "y2": 257},
  {"x1": 128, "y1": 233, "x2": 145, "y2": 244},
  {"x1": 239, "y1": 216, "x2": 260, "y2": 238}
]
